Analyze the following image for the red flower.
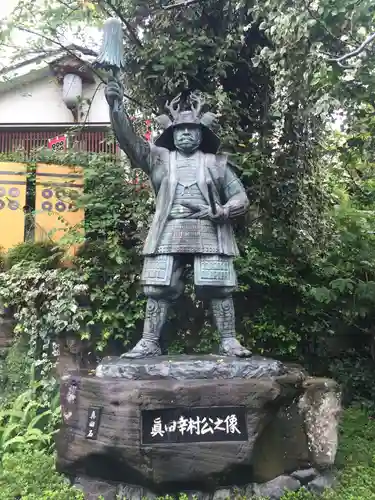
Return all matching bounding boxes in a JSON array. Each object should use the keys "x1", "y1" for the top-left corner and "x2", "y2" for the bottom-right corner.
[{"x1": 144, "y1": 130, "x2": 152, "y2": 141}]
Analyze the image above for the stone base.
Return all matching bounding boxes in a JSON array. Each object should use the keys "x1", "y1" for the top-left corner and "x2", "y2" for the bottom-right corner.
[
  {"x1": 57, "y1": 355, "x2": 341, "y2": 497},
  {"x1": 94, "y1": 354, "x2": 288, "y2": 380},
  {"x1": 71, "y1": 469, "x2": 337, "y2": 500}
]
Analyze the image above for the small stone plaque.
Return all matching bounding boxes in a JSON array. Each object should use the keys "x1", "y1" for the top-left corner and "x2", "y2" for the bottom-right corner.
[
  {"x1": 85, "y1": 406, "x2": 102, "y2": 440},
  {"x1": 142, "y1": 406, "x2": 248, "y2": 444}
]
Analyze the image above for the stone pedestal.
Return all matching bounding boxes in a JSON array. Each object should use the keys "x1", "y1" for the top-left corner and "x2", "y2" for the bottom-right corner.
[{"x1": 57, "y1": 355, "x2": 341, "y2": 499}]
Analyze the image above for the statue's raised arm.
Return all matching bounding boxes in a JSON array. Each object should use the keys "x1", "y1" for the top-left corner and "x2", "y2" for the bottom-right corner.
[{"x1": 105, "y1": 78, "x2": 151, "y2": 175}]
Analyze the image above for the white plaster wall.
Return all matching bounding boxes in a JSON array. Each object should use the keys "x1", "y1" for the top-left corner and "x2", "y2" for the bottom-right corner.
[
  {"x1": 0, "y1": 78, "x2": 72, "y2": 123},
  {"x1": 83, "y1": 81, "x2": 109, "y2": 123},
  {"x1": 0, "y1": 76, "x2": 110, "y2": 124}
]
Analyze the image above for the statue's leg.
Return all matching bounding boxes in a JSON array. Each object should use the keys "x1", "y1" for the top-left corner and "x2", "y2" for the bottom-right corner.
[
  {"x1": 194, "y1": 255, "x2": 251, "y2": 357},
  {"x1": 210, "y1": 292, "x2": 252, "y2": 358},
  {"x1": 121, "y1": 256, "x2": 185, "y2": 359},
  {"x1": 196, "y1": 286, "x2": 251, "y2": 358}
]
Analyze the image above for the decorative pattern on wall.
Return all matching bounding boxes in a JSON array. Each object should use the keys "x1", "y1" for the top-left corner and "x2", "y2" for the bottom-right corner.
[
  {"x1": 0, "y1": 163, "x2": 27, "y2": 250},
  {"x1": 35, "y1": 164, "x2": 84, "y2": 251}
]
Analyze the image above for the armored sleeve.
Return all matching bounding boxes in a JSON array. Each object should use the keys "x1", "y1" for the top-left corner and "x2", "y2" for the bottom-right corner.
[
  {"x1": 222, "y1": 164, "x2": 249, "y2": 218},
  {"x1": 110, "y1": 103, "x2": 151, "y2": 175}
]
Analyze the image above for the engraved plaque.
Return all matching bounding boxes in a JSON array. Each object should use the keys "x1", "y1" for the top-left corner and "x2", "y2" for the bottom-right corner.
[
  {"x1": 85, "y1": 406, "x2": 102, "y2": 440},
  {"x1": 142, "y1": 406, "x2": 247, "y2": 444}
]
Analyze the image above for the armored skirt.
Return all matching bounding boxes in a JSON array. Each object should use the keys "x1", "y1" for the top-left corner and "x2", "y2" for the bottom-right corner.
[{"x1": 141, "y1": 217, "x2": 237, "y2": 291}]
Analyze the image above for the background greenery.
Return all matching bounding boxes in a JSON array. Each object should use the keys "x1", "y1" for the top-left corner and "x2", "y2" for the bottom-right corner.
[
  {"x1": 1, "y1": 0, "x2": 375, "y2": 407},
  {"x1": 0, "y1": 0, "x2": 374, "y2": 498}
]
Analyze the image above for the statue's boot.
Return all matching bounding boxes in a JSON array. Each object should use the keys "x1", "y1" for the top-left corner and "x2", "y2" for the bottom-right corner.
[
  {"x1": 211, "y1": 297, "x2": 252, "y2": 358},
  {"x1": 121, "y1": 298, "x2": 169, "y2": 359}
]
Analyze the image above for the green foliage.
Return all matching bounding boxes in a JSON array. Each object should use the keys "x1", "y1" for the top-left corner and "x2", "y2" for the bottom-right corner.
[
  {"x1": 0, "y1": 394, "x2": 56, "y2": 455},
  {"x1": 0, "y1": 447, "x2": 84, "y2": 500},
  {"x1": 6, "y1": 241, "x2": 63, "y2": 270},
  {"x1": 0, "y1": 153, "x2": 149, "y2": 372},
  {"x1": 321, "y1": 407, "x2": 375, "y2": 500},
  {"x1": 0, "y1": 247, "x2": 5, "y2": 273},
  {"x1": 328, "y1": 352, "x2": 375, "y2": 410},
  {"x1": 0, "y1": 338, "x2": 31, "y2": 405},
  {"x1": 0, "y1": 372, "x2": 60, "y2": 460},
  {"x1": 0, "y1": 262, "x2": 90, "y2": 393},
  {"x1": 73, "y1": 154, "x2": 150, "y2": 352}
]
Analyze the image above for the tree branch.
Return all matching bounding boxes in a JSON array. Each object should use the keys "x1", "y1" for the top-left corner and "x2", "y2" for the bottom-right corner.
[
  {"x1": 303, "y1": 0, "x2": 341, "y2": 43},
  {"x1": 329, "y1": 32, "x2": 375, "y2": 67},
  {"x1": 160, "y1": 0, "x2": 200, "y2": 10},
  {"x1": 55, "y1": 0, "x2": 78, "y2": 9},
  {"x1": 14, "y1": 25, "x2": 101, "y2": 75}
]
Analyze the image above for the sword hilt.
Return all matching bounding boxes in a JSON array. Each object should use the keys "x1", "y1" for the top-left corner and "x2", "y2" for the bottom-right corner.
[{"x1": 207, "y1": 180, "x2": 217, "y2": 215}]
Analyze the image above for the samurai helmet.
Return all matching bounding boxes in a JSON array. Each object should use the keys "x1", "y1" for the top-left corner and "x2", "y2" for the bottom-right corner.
[{"x1": 154, "y1": 92, "x2": 220, "y2": 154}]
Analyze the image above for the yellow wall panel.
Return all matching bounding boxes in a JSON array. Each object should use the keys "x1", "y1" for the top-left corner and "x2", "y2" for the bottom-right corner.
[
  {"x1": 35, "y1": 164, "x2": 84, "y2": 252},
  {"x1": 0, "y1": 162, "x2": 27, "y2": 251}
]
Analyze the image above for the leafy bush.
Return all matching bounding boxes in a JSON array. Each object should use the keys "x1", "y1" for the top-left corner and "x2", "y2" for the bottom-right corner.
[
  {"x1": 72, "y1": 153, "x2": 150, "y2": 353},
  {"x1": 0, "y1": 447, "x2": 84, "y2": 500},
  {"x1": 0, "y1": 246, "x2": 5, "y2": 272},
  {"x1": 6, "y1": 241, "x2": 63, "y2": 269},
  {"x1": 0, "y1": 337, "x2": 31, "y2": 405},
  {"x1": 328, "y1": 351, "x2": 375, "y2": 410},
  {"x1": 73, "y1": 237, "x2": 145, "y2": 353},
  {"x1": 0, "y1": 378, "x2": 60, "y2": 457},
  {"x1": 0, "y1": 262, "x2": 90, "y2": 390}
]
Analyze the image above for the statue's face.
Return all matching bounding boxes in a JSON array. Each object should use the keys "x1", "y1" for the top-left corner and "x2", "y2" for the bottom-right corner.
[{"x1": 173, "y1": 125, "x2": 202, "y2": 154}]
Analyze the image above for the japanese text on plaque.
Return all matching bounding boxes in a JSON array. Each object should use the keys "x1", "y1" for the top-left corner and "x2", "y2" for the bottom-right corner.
[
  {"x1": 85, "y1": 406, "x2": 102, "y2": 440},
  {"x1": 142, "y1": 406, "x2": 247, "y2": 444}
]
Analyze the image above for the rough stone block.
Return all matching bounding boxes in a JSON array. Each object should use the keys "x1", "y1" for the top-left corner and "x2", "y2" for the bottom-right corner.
[
  {"x1": 57, "y1": 355, "x2": 340, "y2": 497},
  {"x1": 299, "y1": 378, "x2": 341, "y2": 467},
  {"x1": 290, "y1": 468, "x2": 318, "y2": 484},
  {"x1": 252, "y1": 399, "x2": 310, "y2": 482},
  {"x1": 307, "y1": 470, "x2": 337, "y2": 494},
  {"x1": 58, "y1": 376, "x2": 280, "y2": 490},
  {"x1": 183, "y1": 491, "x2": 211, "y2": 500},
  {"x1": 291, "y1": 467, "x2": 319, "y2": 484},
  {"x1": 74, "y1": 475, "x2": 117, "y2": 500},
  {"x1": 95, "y1": 354, "x2": 287, "y2": 380},
  {"x1": 253, "y1": 475, "x2": 301, "y2": 499},
  {"x1": 212, "y1": 489, "x2": 231, "y2": 500},
  {"x1": 116, "y1": 484, "x2": 144, "y2": 500}
]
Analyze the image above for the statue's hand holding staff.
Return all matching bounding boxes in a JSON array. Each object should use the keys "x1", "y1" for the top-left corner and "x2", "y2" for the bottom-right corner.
[{"x1": 105, "y1": 77, "x2": 124, "y2": 109}]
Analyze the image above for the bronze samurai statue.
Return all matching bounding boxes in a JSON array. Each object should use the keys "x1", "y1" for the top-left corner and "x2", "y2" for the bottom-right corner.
[{"x1": 105, "y1": 80, "x2": 251, "y2": 358}]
